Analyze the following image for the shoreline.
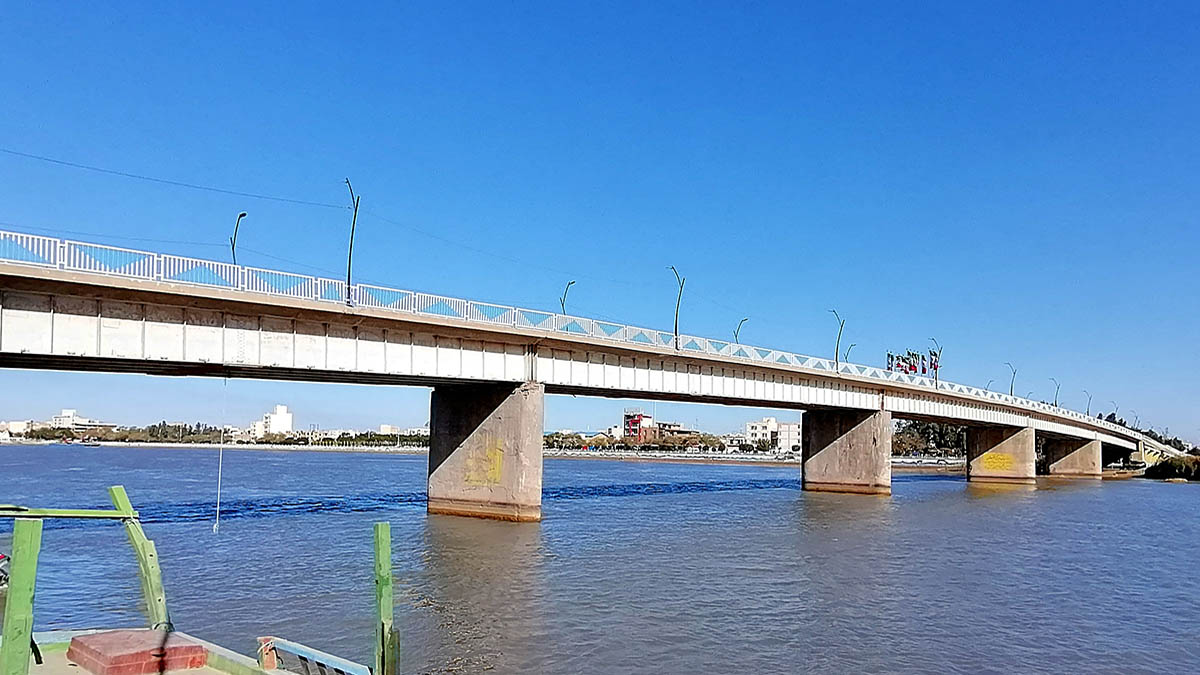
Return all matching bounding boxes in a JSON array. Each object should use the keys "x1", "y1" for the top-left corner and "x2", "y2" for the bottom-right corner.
[{"x1": 2, "y1": 441, "x2": 978, "y2": 470}]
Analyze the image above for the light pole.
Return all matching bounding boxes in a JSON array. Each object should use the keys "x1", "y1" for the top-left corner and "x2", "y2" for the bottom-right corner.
[
  {"x1": 1004, "y1": 362, "x2": 1017, "y2": 396},
  {"x1": 344, "y1": 178, "x2": 361, "y2": 305},
  {"x1": 1110, "y1": 401, "x2": 1119, "y2": 419},
  {"x1": 734, "y1": 317, "x2": 749, "y2": 344},
  {"x1": 829, "y1": 309, "x2": 845, "y2": 370},
  {"x1": 843, "y1": 343, "x2": 857, "y2": 362},
  {"x1": 1049, "y1": 378, "x2": 1060, "y2": 406},
  {"x1": 1083, "y1": 389, "x2": 1092, "y2": 416},
  {"x1": 986, "y1": 379, "x2": 995, "y2": 390},
  {"x1": 559, "y1": 280, "x2": 576, "y2": 315},
  {"x1": 229, "y1": 212, "x2": 247, "y2": 266},
  {"x1": 1129, "y1": 410, "x2": 1139, "y2": 429},
  {"x1": 668, "y1": 266, "x2": 685, "y2": 350}
]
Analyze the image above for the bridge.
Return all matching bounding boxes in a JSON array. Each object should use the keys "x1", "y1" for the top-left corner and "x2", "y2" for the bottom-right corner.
[{"x1": 0, "y1": 229, "x2": 1176, "y2": 521}]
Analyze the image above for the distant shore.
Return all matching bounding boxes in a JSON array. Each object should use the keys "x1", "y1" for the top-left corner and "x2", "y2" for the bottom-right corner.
[{"x1": 1, "y1": 441, "x2": 978, "y2": 470}]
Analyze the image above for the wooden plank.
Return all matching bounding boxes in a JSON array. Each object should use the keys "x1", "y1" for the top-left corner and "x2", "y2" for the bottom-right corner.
[
  {"x1": 0, "y1": 518, "x2": 43, "y2": 675},
  {"x1": 108, "y1": 486, "x2": 171, "y2": 630},
  {"x1": 373, "y1": 523, "x2": 398, "y2": 675}
]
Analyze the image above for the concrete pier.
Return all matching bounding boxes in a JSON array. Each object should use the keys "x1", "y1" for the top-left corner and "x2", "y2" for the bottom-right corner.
[
  {"x1": 1045, "y1": 438, "x2": 1102, "y2": 478},
  {"x1": 801, "y1": 410, "x2": 892, "y2": 495},
  {"x1": 967, "y1": 426, "x2": 1036, "y2": 484},
  {"x1": 427, "y1": 381, "x2": 544, "y2": 522}
]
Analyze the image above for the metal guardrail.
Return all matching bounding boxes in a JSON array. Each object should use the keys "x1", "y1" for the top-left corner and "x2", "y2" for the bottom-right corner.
[{"x1": 0, "y1": 228, "x2": 1146, "y2": 442}]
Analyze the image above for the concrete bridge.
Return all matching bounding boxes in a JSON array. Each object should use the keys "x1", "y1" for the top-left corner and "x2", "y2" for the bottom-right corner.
[{"x1": 0, "y1": 230, "x2": 1171, "y2": 520}]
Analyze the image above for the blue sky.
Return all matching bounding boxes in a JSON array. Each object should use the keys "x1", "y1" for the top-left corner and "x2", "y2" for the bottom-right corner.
[{"x1": 1, "y1": 3, "x2": 1196, "y2": 440}]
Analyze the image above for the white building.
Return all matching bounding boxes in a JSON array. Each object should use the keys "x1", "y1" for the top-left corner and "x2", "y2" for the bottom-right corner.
[
  {"x1": 746, "y1": 417, "x2": 778, "y2": 446},
  {"x1": 252, "y1": 405, "x2": 294, "y2": 439},
  {"x1": 745, "y1": 417, "x2": 801, "y2": 452},
  {"x1": 778, "y1": 421, "x2": 802, "y2": 453},
  {"x1": 5, "y1": 420, "x2": 32, "y2": 435},
  {"x1": 50, "y1": 409, "x2": 115, "y2": 432}
]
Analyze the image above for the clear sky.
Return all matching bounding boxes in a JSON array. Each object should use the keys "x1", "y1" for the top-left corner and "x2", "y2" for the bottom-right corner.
[{"x1": 1, "y1": 3, "x2": 1196, "y2": 440}]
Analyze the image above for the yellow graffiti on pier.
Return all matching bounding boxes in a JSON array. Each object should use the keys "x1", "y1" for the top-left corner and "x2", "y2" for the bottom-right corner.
[{"x1": 465, "y1": 437, "x2": 504, "y2": 486}]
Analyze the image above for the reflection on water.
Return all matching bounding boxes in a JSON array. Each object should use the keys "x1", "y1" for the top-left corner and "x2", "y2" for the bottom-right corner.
[{"x1": 2, "y1": 446, "x2": 1198, "y2": 673}]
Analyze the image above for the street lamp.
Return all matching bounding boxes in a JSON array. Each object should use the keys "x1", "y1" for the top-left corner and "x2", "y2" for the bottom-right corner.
[
  {"x1": 1110, "y1": 401, "x2": 1119, "y2": 418},
  {"x1": 829, "y1": 309, "x2": 845, "y2": 370},
  {"x1": 734, "y1": 317, "x2": 749, "y2": 344},
  {"x1": 1049, "y1": 378, "x2": 1060, "y2": 407},
  {"x1": 986, "y1": 379, "x2": 995, "y2": 390},
  {"x1": 668, "y1": 266, "x2": 685, "y2": 350},
  {"x1": 1129, "y1": 410, "x2": 1139, "y2": 429},
  {"x1": 843, "y1": 343, "x2": 857, "y2": 362},
  {"x1": 229, "y1": 212, "x2": 247, "y2": 266},
  {"x1": 1083, "y1": 389, "x2": 1092, "y2": 416},
  {"x1": 344, "y1": 178, "x2": 361, "y2": 305},
  {"x1": 559, "y1": 280, "x2": 576, "y2": 314},
  {"x1": 1004, "y1": 362, "x2": 1017, "y2": 396}
]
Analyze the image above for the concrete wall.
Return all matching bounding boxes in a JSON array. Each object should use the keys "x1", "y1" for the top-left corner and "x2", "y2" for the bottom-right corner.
[
  {"x1": 427, "y1": 381, "x2": 544, "y2": 521},
  {"x1": 1044, "y1": 438, "x2": 1102, "y2": 478},
  {"x1": 801, "y1": 410, "x2": 891, "y2": 495},
  {"x1": 967, "y1": 426, "x2": 1036, "y2": 484}
]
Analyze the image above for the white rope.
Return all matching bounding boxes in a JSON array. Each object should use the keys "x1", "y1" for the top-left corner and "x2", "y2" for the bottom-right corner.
[{"x1": 213, "y1": 378, "x2": 227, "y2": 533}]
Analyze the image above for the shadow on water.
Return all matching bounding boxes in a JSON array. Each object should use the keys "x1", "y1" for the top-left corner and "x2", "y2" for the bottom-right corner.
[{"x1": 20, "y1": 478, "x2": 804, "y2": 532}]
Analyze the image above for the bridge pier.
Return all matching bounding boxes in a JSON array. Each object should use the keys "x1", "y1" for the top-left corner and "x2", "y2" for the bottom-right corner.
[
  {"x1": 1044, "y1": 438, "x2": 1102, "y2": 479},
  {"x1": 801, "y1": 410, "x2": 891, "y2": 495},
  {"x1": 967, "y1": 426, "x2": 1036, "y2": 484},
  {"x1": 427, "y1": 381, "x2": 544, "y2": 522}
]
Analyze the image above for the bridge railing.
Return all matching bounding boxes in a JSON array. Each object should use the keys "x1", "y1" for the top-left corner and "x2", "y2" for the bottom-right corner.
[{"x1": 0, "y1": 228, "x2": 1144, "y2": 442}]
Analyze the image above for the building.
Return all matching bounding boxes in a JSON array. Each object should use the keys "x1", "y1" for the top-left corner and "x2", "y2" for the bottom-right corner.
[
  {"x1": 778, "y1": 421, "x2": 802, "y2": 453},
  {"x1": 745, "y1": 417, "x2": 801, "y2": 452},
  {"x1": 252, "y1": 405, "x2": 294, "y2": 439},
  {"x1": 623, "y1": 408, "x2": 656, "y2": 443},
  {"x1": 5, "y1": 420, "x2": 32, "y2": 435},
  {"x1": 49, "y1": 409, "x2": 116, "y2": 432},
  {"x1": 746, "y1": 417, "x2": 779, "y2": 447}
]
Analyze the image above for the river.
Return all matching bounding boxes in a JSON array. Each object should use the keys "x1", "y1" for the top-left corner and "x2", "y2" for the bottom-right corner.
[{"x1": 2, "y1": 445, "x2": 1197, "y2": 673}]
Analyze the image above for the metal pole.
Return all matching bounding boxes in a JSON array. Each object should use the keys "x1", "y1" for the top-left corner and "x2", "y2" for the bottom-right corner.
[
  {"x1": 734, "y1": 317, "x2": 748, "y2": 344},
  {"x1": 229, "y1": 212, "x2": 247, "y2": 266},
  {"x1": 0, "y1": 518, "x2": 43, "y2": 675},
  {"x1": 345, "y1": 179, "x2": 361, "y2": 306},
  {"x1": 829, "y1": 310, "x2": 844, "y2": 370},
  {"x1": 1005, "y1": 362, "x2": 1017, "y2": 396},
  {"x1": 559, "y1": 280, "x2": 575, "y2": 315},
  {"x1": 668, "y1": 266, "x2": 685, "y2": 350}
]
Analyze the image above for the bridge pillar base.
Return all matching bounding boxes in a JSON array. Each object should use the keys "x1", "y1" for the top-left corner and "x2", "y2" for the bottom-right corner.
[
  {"x1": 967, "y1": 426, "x2": 1036, "y2": 484},
  {"x1": 802, "y1": 410, "x2": 891, "y2": 495},
  {"x1": 428, "y1": 381, "x2": 544, "y2": 522},
  {"x1": 1046, "y1": 438, "x2": 1102, "y2": 479}
]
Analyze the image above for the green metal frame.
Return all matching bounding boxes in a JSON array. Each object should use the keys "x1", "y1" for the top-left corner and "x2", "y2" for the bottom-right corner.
[{"x1": 0, "y1": 486, "x2": 170, "y2": 675}]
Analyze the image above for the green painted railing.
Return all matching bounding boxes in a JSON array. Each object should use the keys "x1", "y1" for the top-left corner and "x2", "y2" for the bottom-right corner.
[{"x1": 0, "y1": 486, "x2": 170, "y2": 675}]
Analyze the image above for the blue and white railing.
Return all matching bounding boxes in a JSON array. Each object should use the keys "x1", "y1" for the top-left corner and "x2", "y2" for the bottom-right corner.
[{"x1": 0, "y1": 228, "x2": 1143, "y2": 441}]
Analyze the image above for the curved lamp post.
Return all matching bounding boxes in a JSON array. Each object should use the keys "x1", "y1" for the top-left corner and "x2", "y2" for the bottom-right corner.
[
  {"x1": 1004, "y1": 362, "x2": 1017, "y2": 396},
  {"x1": 229, "y1": 212, "x2": 247, "y2": 265},
  {"x1": 734, "y1": 317, "x2": 749, "y2": 344},
  {"x1": 559, "y1": 280, "x2": 576, "y2": 314},
  {"x1": 829, "y1": 309, "x2": 845, "y2": 369},
  {"x1": 1049, "y1": 378, "x2": 1061, "y2": 407},
  {"x1": 668, "y1": 266, "x2": 685, "y2": 350}
]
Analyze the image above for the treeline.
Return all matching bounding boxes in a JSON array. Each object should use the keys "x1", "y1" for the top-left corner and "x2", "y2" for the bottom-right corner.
[
  {"x1": 544, "y1": 431, "x2": 749, "y2": 453},
  {"x1": 21, "y1": 422, "x2": 429, "y2": 447},
  {"x1": 1094, "y1": 412, "x2": 1197, "y2": 455},
  {"x1": 894, "y1": 420, "x2": 967, "y2": 456}
]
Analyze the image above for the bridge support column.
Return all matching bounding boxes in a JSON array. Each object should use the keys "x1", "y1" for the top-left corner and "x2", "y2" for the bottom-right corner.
[
  {"x1": 801, "y1": 410, "x2": 891, "y2": 495},
  {"x1": 427, "y1": 381, "x2": 544, "y2": 522},
  {"x1": 967, "y1": 426, "x2": 1036, "y2": 484},
  {"x1": 1045, "y1": 438, "x2": 1102, "y2": 478}
]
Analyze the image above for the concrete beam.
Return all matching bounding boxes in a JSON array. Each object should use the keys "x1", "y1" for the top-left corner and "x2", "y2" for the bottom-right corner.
[
  {"x1": 427, "y1": 381, "x2": 544, "y2": 522},
  {"x1": 1044, "y1": 437, "x2": 1102, "y2": 479},
  {"x1": 801, "y1": 410, "x2": 891, "y2": 495},
  {"x1": 967, "y1": 426, "x2": 1036, "y2": 484}
]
